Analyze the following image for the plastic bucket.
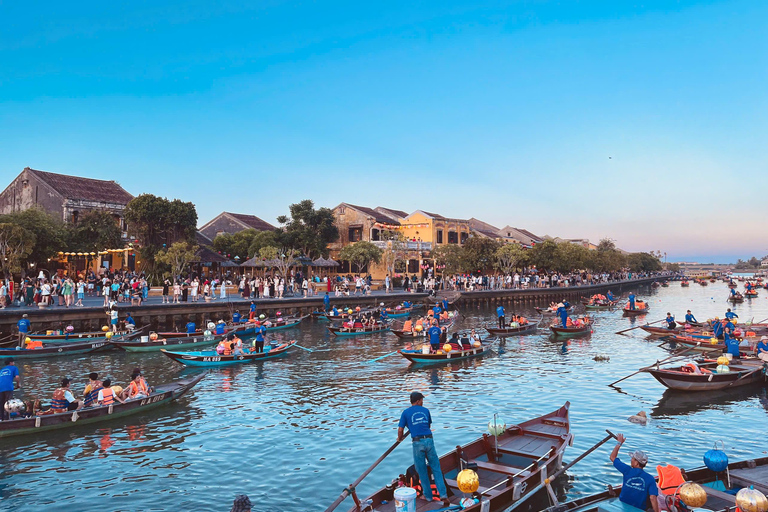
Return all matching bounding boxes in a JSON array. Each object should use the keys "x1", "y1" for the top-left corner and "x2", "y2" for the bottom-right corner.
[
  {"x1": 393, "y1": 487, "x2": 417, "y2": 512},
  {"x1": 140, "y1": 336, "x2": 149, "y2": 343},
  {"x1": 422, "y1": 345, "x2": 430, "y2": 354},
  {"x1": 725, "y1": 353, "x2": 733, "y2": 361}
]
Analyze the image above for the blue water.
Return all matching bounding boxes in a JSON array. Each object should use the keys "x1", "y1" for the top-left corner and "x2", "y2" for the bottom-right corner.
[{"x1": 0, "y1": 281, "x2": 766, "y2": 511}]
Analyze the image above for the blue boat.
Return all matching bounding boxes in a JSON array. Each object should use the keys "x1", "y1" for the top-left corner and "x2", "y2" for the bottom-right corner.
[
  {"x1": 235, "y1": 315, "x2": 308, "y2": 335},
  {"x1": 398, "y1": 344, "x2": 491, "y2": 365},
  {"x1": 161, "y1": 341, "x2": 296, "y2": 367}
]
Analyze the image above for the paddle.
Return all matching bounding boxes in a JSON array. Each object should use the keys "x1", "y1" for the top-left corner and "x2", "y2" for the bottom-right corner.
[
  {"x1": 364, "y1": 351, "x2": 400, "y2": 364},
  {"x1": 615, "y1": 319, "x2": 665, "y2": 336},
  {"x1": 729, "y1": 365, "x2": 765, "y2": 386},
  {"x1": 323, "y1": 430, "x2": 410, "y2": 512},
  {"x1": 608, "y1": 343, "x2": 701, "y2": 387},
  {"x1": 544, "y1": 429, "x2": 619, "y2": 505},
  {"x1": 293, "y1": 344, "x2": 315, "y2": 353}
]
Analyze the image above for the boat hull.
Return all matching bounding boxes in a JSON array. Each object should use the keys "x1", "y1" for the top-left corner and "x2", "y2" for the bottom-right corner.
[
  {"x1": 550, "y1": 325, "x2": 592, "y2": 337},
  {"x1": 647, "y1": 364, "x2": 765, "y2": 391},
  {"x1": 486, "y1": 324, "x2": 538, "y2": 336},
  {"x1": 111, "y1": 334, "x2": 224, "y2": 352},
  {"x1": 399, "y1": 345, "x2": 491, "y2": 364},
  {"x1": 161, "y1": 341, "x2": 295, "y2": 367},
  {"x1": 0, "y1": 340, "x2": 111, "y2": 359}
]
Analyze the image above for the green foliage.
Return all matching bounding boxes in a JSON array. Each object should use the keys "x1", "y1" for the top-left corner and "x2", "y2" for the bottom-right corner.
[
  {"x1": 338, "y1": 241, "x2": 383, "y2": 273},
  {"x1": 593, "y1": 238, "x2": 626, "y2": 272},
  {"x1": 461, "y1": 236, "x2": 502, "y2": 272},
  {"x1": 277, "y1": 200, "x2": 339, "y2": 258},
  {"x1": 67, "y1": 210, "x2": 123, "y2": 252},
  {"x1": 553, "y1": 242, "x2": 591, "y2": 272},
  {"x1": 380, "y1": 230, "x2": 408, "y2": 276},
  {"x1": 0, "y1": 223, "x2": 35, "y2": 278},
  {"x1": 258, "y1": 246, "x2": 299, "y2": 279},
  {"x1": 494, "y1": 243, "x2": 527, "y2": 274},
  {"x1": 212, "y1": 229, "x2": 278, "y2": 260},
  {"x1": 431, "y1": 244, "x2": 465, "y2": 275},
  {"x1": 527, "y1": 239, "x2": 559, "y2": 270},
  {"x1": 0, "y1": 207, "x2": 67, "y2": 268},
  {"x1": 734, "y1": 257, "x2": 762, "y2": 270},
  {"x1": 626, "y1": 252, "x2": 662, "y2": 272},
  {"x1": 155, "y1": 242, "x2": 198, "y2": 279}
]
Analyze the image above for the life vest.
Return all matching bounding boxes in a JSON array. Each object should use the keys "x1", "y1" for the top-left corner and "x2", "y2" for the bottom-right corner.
[
  {"x1": 223, "y1": 343, "x2": 232, "y2": 356},
  {"x1": 405, "y1": 464, "x2": 438, "y2": 499},
  {"x1": 566, "y1": 318, "x2": 574, "y2": 327},
  {"x1": 51, "y1": 388, "x2": 70, "y2": 413},
  {"x1": 657, "y1": 464, "x2": 686, "y2": 495},
  {"x1": 403, "y1": 320, "x2": 413, "y2": 332},
  {"x1": 84, "y1": 381, "x2": 103, "y2": 407},
  {"x1": 100, "y1": 387, "x2": 115, "y2": 405},
  {"x1": 129, "y1": 378, "x2": 149, "y2": 397},
  {"x1": 519, "y1": 317, "x2": 528, "y2": 325}
]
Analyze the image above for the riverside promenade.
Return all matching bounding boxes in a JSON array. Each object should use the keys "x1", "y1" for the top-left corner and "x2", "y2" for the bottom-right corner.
[{"x1": 0, "y1": 277, "x2": 660, "y2": 336}]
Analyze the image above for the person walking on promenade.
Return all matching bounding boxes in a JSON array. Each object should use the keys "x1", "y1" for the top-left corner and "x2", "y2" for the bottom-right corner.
[{"x1": 397, "y1": 392, "x2": 451, "y2": 507}]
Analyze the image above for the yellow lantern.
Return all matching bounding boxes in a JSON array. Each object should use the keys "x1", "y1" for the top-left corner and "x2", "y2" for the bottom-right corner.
[
  {"x1": 414, "y1": 325, "x2": 423, "y2": 332},
  {"x1": 679, "y1": 483, "x2": 707, "y2": 508},
  {"x1": 105, "y1": 332, "x2": 113, "y2": 339},
  {"x1": 443, "y1": 343, "x2": 452, "y2": 352},
  {"x1": 25, "y1": 337, "x2": 32, "y2": 344},
  {"x1": 717, "y1": 356, "x2": 730, "y2": 366},
  {"x1": 710, "y1": 337, "x2": 718, "y2": 344},
  {"x1": 456, "y1": 469, "x2": 480, "y2": 493},
  {"x1": 473, "y1": 341, "x2": 482, "y2": 348},
  {"x1": 736, "y1": 487, "x2": 768, "y2": 512},
  {"x1": 102, "y1": 326, "x2": 109, "y2": 332}
]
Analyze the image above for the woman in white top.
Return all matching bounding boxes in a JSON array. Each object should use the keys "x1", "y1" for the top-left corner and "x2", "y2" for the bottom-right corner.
[
  {"x1": 41, "y1": 281, "x2": 52, "y2": 305},
  {"x1": 277, "y1": 278, "x2": 284, "y2": 298},
  {"x1": 220, "y1": 280, "x2": 226, "y2": 299},
  {"x1": 191, "y1": 280, "x2": 199, "y2": 302},
  {"x1": 262, "y1": 278, "x2": 271, "y2": 298},
  {"x1": 173, "y1": 281, "x2": 181, "y2": 303}
]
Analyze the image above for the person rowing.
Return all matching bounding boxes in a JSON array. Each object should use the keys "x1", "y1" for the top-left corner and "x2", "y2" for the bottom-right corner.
[
  {"x1": 664, "y1": 313, "x2": 676, "y2": 330},
  {"x1": 607, "y1": 290, "x2": 616, "y2": 302},
  {"x1": 628, "y1": 292, "x2": 636, "y2": 311},
  {"x1": 725, "y1": 308, "x2": 738, "y2": 320},
  {"x1": 556, "y1": 302, "x2": 569, "y2": 328},
  {"x1": 427, "y1": 321, "x2": 441, "y2": 353},
  {"x1": 684, "y1": 310, "x2": 697, "y2": 324}
]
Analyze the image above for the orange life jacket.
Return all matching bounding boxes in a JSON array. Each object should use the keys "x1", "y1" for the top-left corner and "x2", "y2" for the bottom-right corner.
[
  {"x1": 223, "y1": 343, "x2": 233, "y2": 356},
  {"x1": 100, "y1": 387, "x2": 115, "y2": 405},
  {"x1": 657, "y1": 464, "x2": 686, "y2": 495},
  {"x1": 403, "y1": 320, "x2": 413, "y2": 332},
  {"x1": 129, "y1": 378, "x2": 149, "y2": 397},
  {"x1": 51, "y1": 388, "x2": 70, "y2": 413}
]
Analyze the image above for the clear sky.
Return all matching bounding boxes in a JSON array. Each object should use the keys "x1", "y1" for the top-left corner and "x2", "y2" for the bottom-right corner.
[{"x1": 1, "y1": 1, "x2": 766, "y2": 263}]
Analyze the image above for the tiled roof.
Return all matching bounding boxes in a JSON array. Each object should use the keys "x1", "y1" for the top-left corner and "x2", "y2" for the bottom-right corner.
[
  {"x1": 343, "y1": 204, "x2": 401, "y2": 225},
  {"x1": 195, "y1": 231, "x2": 213, "y2": 245},
  {"x1": 420, "y1": 211, "x2": 446, "y2": 219},
  {"x1": 28, "y1": 168, "x2": 133, "y2": 204},
  {"x1": 225, "y1": 212, "x2": 275, "y2": 231},
  {"x1": 192, "y1": 245, "x2": 229, "y2": 263},
  {"x1": 515, "y1": 228, "x2": 542, "y2": 242},
  {"x1": 375, "y1": 206, "x2": 408, "y2": 219}
]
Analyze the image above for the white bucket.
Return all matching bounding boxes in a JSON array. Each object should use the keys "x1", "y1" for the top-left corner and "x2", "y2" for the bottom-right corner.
[
  {"x1": 422, "y1": 345, "x2": 430, "y2": 354},
  {"x1": 393, "y1": 487, "x2": 417, "y2": 512},
  {"x1": 725, "y1": 353, "x2": 733, "y2": 361},
  {"x1": 140, "y1": 336, "x2": 149, "y2": 343}
]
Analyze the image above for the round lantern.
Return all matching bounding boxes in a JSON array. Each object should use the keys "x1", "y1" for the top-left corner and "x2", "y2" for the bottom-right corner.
[
  {"x1": 488, "y1": 418, "x2": 506, "y2": 437},
  {"x1": 703, "y1": 444, "x2": 729, "y2": 472},
  {"x1": 679, "y1": 482, "x2": 708, "y2": 508},
  {"x1": 65, "y1": 325, "x2": 74, "y2": 333},
  {"x1": 24, "y1": 337, "x2": 31, "y2": 345},
  {"x1": 414, "y1": 325, "x2": 423, "y2": 332},
  {"x1": 736, "y1": 487, "x2": 768, "y2": 512},
  {"x1": 149, "y1": 332, "x2": 159, "y2": 341},
  {"x1": 259, "y1": 314, "x2": 266, "y2": 320},
  {"x1": 716, "y1": 365, "x2": 730, "y2": 373},
  {"x1": 207, "y1": 322, "x2": 215, "y2": 330},
  {"x1": 105, "y1": 332, "x2": 113, "y2": 339},
  {"x1": 102, "y1": 326, "x2": 109, "y2": 332},
  {"x1": 717, "y1": 356, "x2": 730, "y2": 366},
  {"x1": 4, "y1": 399, "x2": 26, "y2": 414},
  {"x1": 473, "y1": 341, "x2": 482, "y2": 348},
  {"x1": 456, "y1": 469, "x2": 479, "y2": 493},
  {"x1": 443, "y1": 344, "x2": 452, "y2": 352}
]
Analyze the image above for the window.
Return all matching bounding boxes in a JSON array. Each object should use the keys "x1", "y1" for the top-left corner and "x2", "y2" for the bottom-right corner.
[
  {"x1": 371, "y1": 229, "x2": 380, "y2": 241},
  {"x1": 408, "y1": 259, "x2": 419, "y2": 273},
  {"x1": 348, "y1": 227, "x2": 362, "y2": 242},
  {"x1": 338, "y1": 206, "x2": 346, "y2": 215},
  {"x1": 71, "y1": 211, "x2": 79, "y2": 225},
  {"x1": 448, "y1": 231, "x2": 458, "y2": 244},
  {"x1": 460, "y1": 232, "x2": 469, "y2": 244},
  {"x1": 436, "y1": 230, "x2": 443, "y2": 244}
]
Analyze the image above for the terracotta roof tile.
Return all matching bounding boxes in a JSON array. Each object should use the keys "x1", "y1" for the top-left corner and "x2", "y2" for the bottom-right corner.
[
  {"x1": 225, "y1": 212, "x2": 275, "y2": 231},
  {"x1": 29, "y1": 169, "x2": 133, "y2": 204}
]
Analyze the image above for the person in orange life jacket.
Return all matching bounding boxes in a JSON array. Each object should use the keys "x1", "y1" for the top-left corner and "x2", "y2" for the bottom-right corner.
[
  {"x1": 126, "y1": 369, "x2": 151, "y2": 400},
  {"x1": 609, "y1": 433, "x2": 660, "y2": 512},
  {"x1": 97, "y1": 379, "x2": 125, "y2": 406},
  {"x1": 0, "y1": 358, "x2": 21, "y2": 420},
  {"x1": 83, "y1": 372, "x2": 104, "y2": 407},
  {"x1": 397, "y1": 392, "x2": 450, "y2": 507},
  {"x1": 51, "y1": 378, "x2": 84, "y2": 413},
  {"x1": 252, "y1": 324, "x2": 267, "y2": 353},
  {"x1": 402, "y1": 319, "x2": 413, "y2": 332},
  {"x1": 231, "y1": 334, "x2": 245, "y2": 356}
]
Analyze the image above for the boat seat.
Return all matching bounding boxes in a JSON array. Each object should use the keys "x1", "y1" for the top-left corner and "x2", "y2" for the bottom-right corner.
[
  {"x1": 703, "y1": 486, "x2": 737, "y2": 504},
  {"x1": 444, "y1": 477, "x2": 502, "y2": 497},
  {"x1": 472, "y1": 460, "x2": 532, "y2": 477},
  {"x1": 496, "y1": 446, "x2": 548, "y2": 459},
  {"x1": 729, "y1": 474, "x2": 768, "y2": 495}
]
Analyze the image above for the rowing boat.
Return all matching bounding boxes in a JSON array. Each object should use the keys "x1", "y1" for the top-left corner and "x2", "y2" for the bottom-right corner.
[
  {"x1": 543, "y1": 455, "x2": 768, "y2": 512},
  {"x1": 676, "y1": 320, "x2": 704, "y2": 328},
  {"x1": 398, "y1": 343, "x2": 492, "y2": 364},
  {"x1": 390, "y1": 316, "x2": 458, "y2": 339},
  {"x1": 26, "y1": 329, "x2": 135, "y2": 344},
  {"x1": 645, "y1": 360, "x2": 765, "y2": 391},
  {"x1": 161, "y1": 341, "x2": 296, "y2": 366},
  {"x1": 328, "y1": 323, "x2": 390, "y2": 337},
  {"x1": 583, "y1": 301, "x2": 617, "y2": 311},
  {"x1": 534, "y1": 305, "x2": 572, "y2": 315},
  {"x1": 485, "y1": 323, "x2": 538, "y2": 336},
  {"x1": 622, "y1": 307, "x2": 649, "y2": 316},
  {"x1": 680, "y1": 281, "x2": 690, "y2": 287},
  {"x1": 237, "y1": 315, "x2": 309, "y2": 335},
  {"x1": 639, "y1": 325, "x2": 682, "y2": 337},
  {"x1": 0, "y1": 340, "x2": 112, "y2": 359},
  {"x1": 665, "y1": 335, "x2": 756, "y2": 355},
  {"x1": 347, "y1": 403, "x2": 572, "y2": 512},
  {"x1": 550, "y1": 320, "x2": 593, "y2": 337},
  {"x1": 0, "y1": 372, "x2": 206, "y2": 439},
  {"x1": 728, "y1": 295, "x2": 744, "y2": 303},
  {"x1": 110, "y1": 333, "x2": 225, "y2": 352}
]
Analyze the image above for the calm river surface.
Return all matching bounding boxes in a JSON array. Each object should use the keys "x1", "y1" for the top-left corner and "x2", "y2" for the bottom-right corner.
[{"x1": 1, "y1": 282, "x2": 767, "y2": 511}]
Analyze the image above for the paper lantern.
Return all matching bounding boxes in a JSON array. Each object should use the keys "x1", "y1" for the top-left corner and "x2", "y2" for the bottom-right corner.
[
  {"x1": 736, "y1": 487, "x2": 768, "y2": 512},
  {"x1": 679, "y1": 482, "x2": 708, "y2": 508},
  {"x1": 717, "y1": 356, "x2": 730, "y2": 366},
  {"x1": 443, "y1": 343, "x2": 452, "y2": 352},
  {"x1": 102, "y1": 326, "x2": 109, "y2": 332},
  {"x1": 149, "y1": 333, "x2": 158, "y2": 341},
  {"x1": 473, "y1": 341, "x2": 482, "y2": 348},
  {"x1": 456, "y1": 469, "x2": 479, "y2": 493},
  {"x1": 488, "y1": 418, "x2": 506, "y2": 436},
  {"x1": 105, "y1": 332, "x2": 113, "y2": 339},
  {"x1": 704, "y1": 446, "x2": 729, "y2": 472},
  {"x1": 716, "y1": 365, "x2": 730, "y2": 373}
]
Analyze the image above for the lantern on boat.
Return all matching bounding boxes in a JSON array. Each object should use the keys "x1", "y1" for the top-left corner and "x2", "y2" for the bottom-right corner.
[
  {"x1": 276, "y1": 311, "x2": 282, "y2": 316},
  {"x1": 703, "y1": 442, "x2": 729, "y2": 472},
  {"x1": 488, "y1": 418, "x2": 506, "y2": 437},
  {"x1": 347, "y1": 309, "x2": 353, "y2": 315},
  {"x1": 456, "y1": 469, "x2": 479, "y2": 493},
  {"x1": 414, "y1": 325, "x2": 423, "y2": 332},
  {"x1": 105, "y1": 332, "x2": 113, "y2": 339},
  {"x1": 259, "y1": 314, "x2": 266, "y2": 320},
  {"x1": 206, "y1": 322, "x2": 215, "y2": 330},
  {"x1": 679, "y1": 482, "x2": 708, "y2": 508},
  {"x1": 65, "y1": 325, "x2": 74, "y2": 332},
  {"x1": 355, "y1": 307, "x2": 361, "y2": 312},
  {"x1": 443, "y1": 344, "x2": 452, "y2": 352},
  {"x1": 102, "y1": 326, "x2": 109, "y2": 332},
  {"x1": 736, "y1": 487, "x2": 768, "y2": 512},
  {"x1": 4, "y1": 399, "x2": 25, "y2": 414},
  {"x1": 436, "y1": 350, "x2": 443, "y2": 355},
  {"x1": 204, "y1": 330, "x2": 212, "y2": 336},
  {"x1": 25, "y1": 337, "x2": 31, "y2": 345},
  {"x1": 710, "y1": 337, "x2": 718, "y2": 344},
  {"x1": 716, "y1": 365, "x2": 730, "y2": 373},
  {"x1": 149, "y1": 332, "x2": 159, "y2": 341},
  {"x1": 473, "y1": 341, "x2": 482, "y2": 348},
  {"x1": 717, "y1": 356, "x2": 730, "y2": 366}
]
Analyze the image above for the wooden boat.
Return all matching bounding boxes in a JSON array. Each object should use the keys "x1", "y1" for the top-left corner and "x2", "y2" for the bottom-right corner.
[
  {"x1": 680, "y1": 281, "x2": 690, "y2": 287},
  {"x1": 313, "y1": 308, "x2": 379, "y2": 321},
  {"x1": 651, "y1": 282, "x2": 661, "y2": 288},
  {"x1": 728, "y1": 283, "x2": 738, "y2": 288},
  {"x1": 110, "y1": 333, "x2": 225, "y2": 353},
  {"x1": 676, "y1": 320, "x2": 704, "y2": 328},
  {"x1": 347, "y1": 403, "x2": 572, "y2": 512},
  {"x1": 486, "y1": 323, "x2": 538, "y2": 336},
  {"x1": 746, "y1": 291, "x2": 759, "y2": 298},
  {"x1": 328, "y1": 323, "x2": 390, "y2": 337},
  {"x1": 237, "y1": 315, "x2": 308, "y2": 334},
  {"x1": 161, "y1": 340, "x2": 296, "y2": 367},
  {"x1": 661, "y1": 281, "x2": 669, "y2": 287},
  {"x1": 0, "y1": 340, "x2": 112, "y2": 359},
  {"x1": 698, "y1": 279, "x2": 708, "y2": 286},
  {"x1": 398, "y1": 343, "x2": 492, "y2": 364},
  {"x1": 390, "y1": 316, "x2": 458, "y2": 339},
  {"x1": 543, "y1": 455, "x2": 768, "y2": 512},
  {"x1": 622, "y1": 305, "x2": 649, "y2": 316},
  {"x1": 645, "y1": 360, "x2": 765, "y2": 391},
  {"x1": 583, "y1": 301, "x2": 617, "y2": 311},
  {"x1": 534, "y1": 305, "x2": 572, "y2": 315},
  {"x1": 550, "y1": 321, "x2": 593, "y2": 338},
  {"x1": 639, "y1": 325, "x2": 682, "y2": 337},
  {"x1": 728, "y1": 294, "x2": 744, "y2": 303},
  {"x1": 26, "y1": 329, "x2": 135, "y2": 344},
  {"x1": 664, "y1": 335, "x2": 756, "y2": 356},
  {"x1": 0, "y1": 372, "x2": 206, "y2": 439}
]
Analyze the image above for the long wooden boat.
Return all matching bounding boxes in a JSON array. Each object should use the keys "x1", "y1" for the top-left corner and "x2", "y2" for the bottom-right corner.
[
  {"x1": 543, "y1": 455, "x2": 768, "y2": 512},
  {"x1": 745, "y1": 291, "x2": 759, "y2": 298},
  {"x1": 728, "y1": 295, "x2": 744, "y2": 303},
  {"x1": 680, "y1": 280, "x2": 690, "y2": 286},
  {"x1": 622, "y1": 306, "x2": 649, "y2": 316},
  {"x1": 110, "y1": 333, "x2": 225, "y2": 353},
  {"x1": 0, "y1": 372, "x2": 206, "y2": 439},
  {"x1": 237, "y1": 315, "x2": 308, "y2": 335},
  {"x1": 486, "y1": 323, "x2": 538, "y2": 336},
  {"x1": 385, "y1": 306, "x2": 422, "y2": 318},
  {"x1": 312, "y1": 308, "x2": 379, "y2": 321},
  {"x1": 328, "y1": 323, "x2": 390, "y2": 337},
  {"x1": 645, "y1": 360, "x2": 765, "y2": 391},
  {"x1": 0, "y1": 340, "x2": 112, "y2": 359},
  {"x1": 664, "y1": 335, "x2": 756, "y2": 356},
  {"x1": 640, "y1": 325, "x2": 682, "y2": 337},
  {"x1": 26, "y1": 329, "x2": 136, "y2": 344},
  {"x1": 534, "y1": 305, "x2": 572, "y2": 315},
  {"x1": 398, "y1": 343, "x2": 492, "y2": 364},
  {"x1": 699, "y1": 280, "x2": 709, "y2": 286},
  {"x1": 676, "y1": 320, "x2": 704, "y2": 328},
  {"x1": 161, "y1": 341, "x2": 296, "y2": 367},
  {"x1": 728, "y1": 282, "x2": 737, "y2": 288},
  {"x1": 550, "y1": 322, "x2": 593, "y2": 337},
  {"x1": 347, "y1": 403, "x2": 572, "y2": 512},
  {"x1": 390, "y1": 316, "x2": 458, "y2": 339}
]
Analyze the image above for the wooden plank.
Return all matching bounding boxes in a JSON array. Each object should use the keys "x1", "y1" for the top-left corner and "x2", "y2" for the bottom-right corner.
[
  {"x1": 497, "y1": 446, "x2": 549, "y2": 459},
  {"x1": 704, "y1": 486, "x2": 737, "y2": 504},
  {"x1": 444, "y1": 478, "x2": 503, "y2": 497},
  {"x1": 729, "y1": 474, "x2": 768, "y2": 495},
  {"x1": 473, "y1": 460, "x2": 532, "y2": 477}
]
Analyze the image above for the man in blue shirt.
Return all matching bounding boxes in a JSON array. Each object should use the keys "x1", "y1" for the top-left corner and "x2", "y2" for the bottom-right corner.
[
  {"x1": 0, "y1": 358, "x2": 21, "y2": 421},
  {"x1": 186, "y1": 321, "x2": 196, "y2": 334},
  {"x1": 432, "y1": 303, "x2": 441, "y2": 318},
  {"x1": 253, "y1": 324, "x2": 267, "y2": 353},
  {"x1": 607, "y1": 291, "x2": 615, "y2": 302},
  {"x1": 330, "y1": 306, "x2": 339, "y2": 317},
  {"x1": 684, "y1": 310, "x2": 697, "y2": 324},
  {"x1": 730, "y1": 287, "x2": 737, "y2": 297},
  {"x1": 17, "y1": 314, "x2": 30, "y2": 346},
  {"x1": 380, "y1": 309, "x2": 389, "y2": 322},
  {"x1": 397, "y1": 392, "x2": 450, "y2": 507},
  {"x1": 323, "y1": 292, "x2": 331, "y2": 312},
  {"x1": 496, "y1": 304, "x2": 506, "y2": 329},
  {"x1": 725, "y1": 308, "x2": 738, "y2": 320},
  {"x1": 756, "y1": 336, "x2": 768, "y2": 363},
  {"x1": 215, "y1": 320, "x2": 226, "y2": 335},
  {"x1": 628, "y1": 293, "x2": 636, "y2": 311},
  {"x1": 232, "y1": 311, "x2": 241, "y2": 324},
  {"x1": 712, "y1": 318, "x2": 724, "y2": 339},
  {"x1": 609, "y1": 433, "x2": 660, "y2": 512},
  {"x1": 427, "y1": 323, "x2": 442, "y2": 352},
  {"x1": 125, "y1": 313, "x2": 136, "y2": 330},
  {"x1": 442, "y1": 299, "x2": 449, "y2": 312},
  {"x1": 665, "y1": 313, "x2": 676, "y2": 330},
  {"x1": 249, "y1": 301, "x2": 256, "y2": 320},
  {"x1": 556, "y1": 303, "x2": 568, "y2": 328},
  {"x1": 723, "y1": 320, "x2": 739, "y2": 358}
]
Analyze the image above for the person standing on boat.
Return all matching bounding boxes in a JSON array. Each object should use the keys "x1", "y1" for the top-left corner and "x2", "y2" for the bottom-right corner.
[
  {"x1": 397, "y1": 392, "x2": 451, "y2": 508},
  {"x1": 628, "y1": 293, "x2": 636, "y2": 311},
  {"x1": 556, "y1": 303, "x2": 568, "y2": 328},
  {"x1": 684, "y1": 310, "x2": 697, "y2": 324},
  {"x1": 0, "y1": 359, "x2": 21, "y2": 420},
  {"x1": 725, "y1": 308, "x2": 738, "y2": 321},
  {"x1": 441, "y1": 298, "x2": 449, "y2": 312},
  {"x1": 249, "y1": 301, "x2": 256, "y2": 320},
  {"x1": 253, "y1": 324, "x2": 266, "y2": 353},
  {"x1": 17, "y1": 314, "x2": 30, "y2": 347},
  {"x1": 722, "y1": 320, "x2": 740, "y2": 359},
  {"x1": 323, "y1": 292, "x2": 330, "y2": 312},
  {"x1": 427, "y1": 322, "x2": 442, "y2": 353},
  {"x1": 664, "y1": 313, "x2": 676, "y2": 330},
  {"x1": 607, "y1": 290, "x2": 615, "y2": 302},
  {"x1": 496, "y1": 304, "x2": 506, "y2": 329},
  {"x1": 609, "y1": 433, "x2": 660, "y2": 512},
  {"x1": 711, "y1": 318, "x2": 724, "y2": 339}
]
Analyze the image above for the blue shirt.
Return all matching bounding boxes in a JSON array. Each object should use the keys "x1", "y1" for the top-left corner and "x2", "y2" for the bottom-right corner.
[
  {"x1": 256, "y1": 325, "x2": 267, "y2": 342},
  {"x1": 398, "y1": 405, "x2": 432, "y2": 437},
  {"x1": 628, "y1": 294, "x2": 635, "y2": 305},
  {"x1": 380, "y1": 311, "x2": 388, "y2": 321},
  {"x1": 427, "y1": 326, "x2": 441, "y2": 346},
  {"x1": 613, "y1": 458, "x2": 658, "y2": 510},
  {"x1": 125, "y1": 316, "x2": 135, "y2": 326},
  {"x1": 712, "y1": 321, "x2": 724, "y2": 337},
  {"x1": 331, "y1": 307, "x2": 338, "y2": 316},
  {"x1": 215, "y1": 323, "x2": 225, "y2": 335},
  {"x1": 607, "y1": 292, "x2": 615, "y2": 301},
  {"x1": 0, "y1": 365, "x2": 19, "y2": 392},
  {"x1": 442, "y1": 299, "x2": 449, "y2": 311},
  {"x1": 757, "y1": 341, "x2": 768, "y2": 355},
  {"x1": 323, "y1": 295, "x2": 330, "y2": 306},
  {"x1": 17, "y1": 319, "x2": 30, "y2": 333},
  {"x1": 250, "y1": 303, "x2": 256, "y2": 313},
  {"x1": 496, "y1": 306, "x2": 505, "y2": 317},
  {"x1": 725, "y1": 337, "x2": 740, "y2": 357},
  {"x1": 233, "y1": 312, "x2": 241, "y2": 323},
  {"x1": 725, "y1": 311, "x2": 738, "y2": 319},
  {"x1": 685, "y1": 314, "x2": 697, "y2": 323},
  {"x1": 186, "y1": 322, "x2": 196, "y2": 334},
  {"x1": 432, "y1": 306, "x2": 441, "y2": 317}
]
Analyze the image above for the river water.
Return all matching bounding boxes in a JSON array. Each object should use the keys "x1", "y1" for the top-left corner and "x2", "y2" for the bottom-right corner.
[{"x1": 1, "y1": 281, "x2": 767, "y2": 511}]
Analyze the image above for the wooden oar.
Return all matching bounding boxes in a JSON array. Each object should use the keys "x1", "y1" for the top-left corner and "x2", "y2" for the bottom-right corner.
[
  {"x1": 365, "y1": 351, "x2": 400, "y2": 364},
  {"x1": 323, "y1": 430, "x2": 410, "y2": 512},
  {"x1": 608, "y1": 343, "x2": 701, "y2": 387},
  {"x1": 729, "y1": 365, "x2": 765, "y2": 386},
  {"x1": 615, "y1": 319, "x2": 665, "y2": 336},
  {"x1": 544, "y1": 429, "x2": 619, "y2": 505}
]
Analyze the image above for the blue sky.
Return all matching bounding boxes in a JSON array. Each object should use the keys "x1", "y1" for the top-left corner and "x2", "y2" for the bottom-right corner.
[{"x1": 1, "y1": 1, "x2": 766, "y2": 263}]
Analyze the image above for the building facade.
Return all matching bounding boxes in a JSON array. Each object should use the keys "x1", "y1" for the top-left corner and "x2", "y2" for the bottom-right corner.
[{"x1": 198, "y1": 212, "x2": 275, "y2": 241}]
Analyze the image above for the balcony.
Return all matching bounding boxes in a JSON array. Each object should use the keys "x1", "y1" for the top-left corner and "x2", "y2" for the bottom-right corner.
[{"x1": 369, "y1": 241, "x2": 432, "y2": 251}]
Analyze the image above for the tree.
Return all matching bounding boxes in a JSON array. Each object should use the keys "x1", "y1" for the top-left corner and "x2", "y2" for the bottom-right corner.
[
  {"x1": 276, "y1": 200, "x2": 339, "y2": 258},
  {"x1": 0, "y1": 223, "x2": 35, "y2": 279},
  {"x1": 212, "y1": 229, "x2": 274, "y2": 260},
  {"x1": 527, "y1": 239, "x2": 559, "y2": 271},
  {"x1": 494, "y1": 243, "x2": 527, "y2": 275},
  {"x1": 380, "y1": 230, "x2": 409, "y2": 277},
  {"x1": 626, "y1": 252, "x2": 662, "y2": 272},
  {"x1": 259, "y1": 246, "x2": 299, "y2": 280},
  {"x1": 0, "y1": 208, "x2": 67, "y2": 270},
  {"x1": 67, "y1": 211, "x2": 123, "y2": 252},
  {"x1": 155, "y1": 242, "x2": 198, "y2": 279},
  {"x1": 553, "y1": 242, "x2": 591, "y2": 272},
  {"x1": 338, "y1": 241, "x2": 383, "y2": 274},
  {"x1": 462, "y1": 236, "x2": 502, "y2": 273},
  {"x1": 432, "y1": 244, "x2": 464, "y2": 275},
  {"x1": 593, "y1": 238, "x2": 626, "y2": 272}
]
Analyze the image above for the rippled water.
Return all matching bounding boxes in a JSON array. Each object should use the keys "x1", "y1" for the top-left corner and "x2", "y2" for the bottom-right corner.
[{"x1": 1, "y1": 282, "x2": 767, "y2": 511}]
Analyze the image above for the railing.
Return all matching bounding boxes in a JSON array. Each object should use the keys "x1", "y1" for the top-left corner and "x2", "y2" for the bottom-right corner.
[{"x1": 369, "y1": 241, "x2": 432, "y2": 251}]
